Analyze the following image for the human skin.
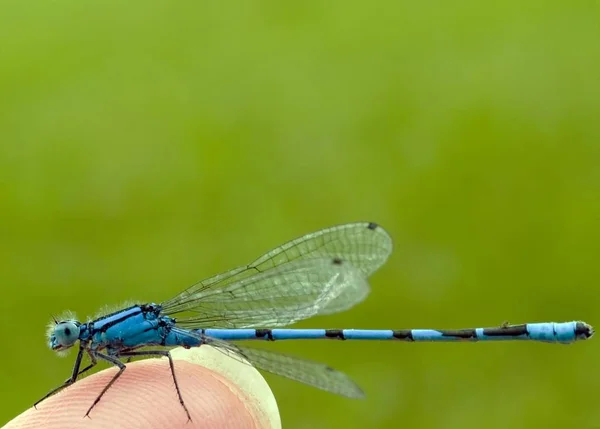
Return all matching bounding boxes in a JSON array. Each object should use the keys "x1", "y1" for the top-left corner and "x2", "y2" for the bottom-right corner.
[{"x1": 4, "y1": 347, "x2": 281, "y2": 429}]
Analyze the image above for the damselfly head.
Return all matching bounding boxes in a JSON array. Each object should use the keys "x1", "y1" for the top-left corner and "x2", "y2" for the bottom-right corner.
[{"x1": 46, "y1": 312, "x2": 81, "y2": 356}]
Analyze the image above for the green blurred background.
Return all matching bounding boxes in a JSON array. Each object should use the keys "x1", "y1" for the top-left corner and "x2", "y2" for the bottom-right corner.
[{"x1": 1, "y1": 2, "x2": 599, "y2": 428}]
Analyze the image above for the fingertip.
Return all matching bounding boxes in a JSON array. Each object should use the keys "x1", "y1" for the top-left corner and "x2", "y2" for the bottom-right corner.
[
  {"x1": 172, "y1": 346, "x2": 281, "y2": 429},
  {"x1": 7, "y1": 347, "x2": 280, "y2": 429}
]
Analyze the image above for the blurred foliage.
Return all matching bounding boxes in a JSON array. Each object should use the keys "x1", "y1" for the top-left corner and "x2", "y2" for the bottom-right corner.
[{"x1": 1, "y1": 1, "x2": 599, "y2": 428}]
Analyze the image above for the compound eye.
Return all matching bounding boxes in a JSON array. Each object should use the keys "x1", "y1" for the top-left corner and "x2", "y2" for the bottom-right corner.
[{"x1": 54, "y1": 321, "x2": 79, "y2": 347}]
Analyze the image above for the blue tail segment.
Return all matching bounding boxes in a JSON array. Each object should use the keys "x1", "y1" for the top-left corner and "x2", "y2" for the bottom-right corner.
[{"x1": 201, "y1": 322, "x2": 593, "y2": 344}]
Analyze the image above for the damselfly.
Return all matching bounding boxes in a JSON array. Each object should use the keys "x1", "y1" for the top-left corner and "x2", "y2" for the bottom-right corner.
[{"x1": 38, "y1": 222, "x2": 593, "y2": 420}]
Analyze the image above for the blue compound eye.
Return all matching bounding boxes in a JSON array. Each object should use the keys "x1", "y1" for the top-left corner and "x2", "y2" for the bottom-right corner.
[{"x1": 54, "y1": 321, "x2": 79, "y2": 347}]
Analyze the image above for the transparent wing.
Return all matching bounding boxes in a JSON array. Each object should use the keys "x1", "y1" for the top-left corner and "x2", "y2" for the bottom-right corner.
[
  {"x1": 161, "y1": 222, "x2": 392, "y2": 327},
  {"x1": 196, "y1": 333, "x2": 364, "y2": 398},
  {"x1": 164, "y1": 257, "x2": 370, "y2": 328},
  {"x1": 245, "y1": 222, "x2": 392, "y2": 277}
]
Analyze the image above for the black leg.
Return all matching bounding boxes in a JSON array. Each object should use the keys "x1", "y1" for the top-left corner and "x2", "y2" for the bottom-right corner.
[
  {"x1": 119, "y1": 350, "x2": 192, "y2": 421},
  {"x1": 73, "y1": 349, "x2": 99, "y2": 377},
  {"x1": 84, "y1": 352, "x2": 126, "y2": 418},
  {"x1": 34, "y1": 344, "x2": 92, "y2": 408}
]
